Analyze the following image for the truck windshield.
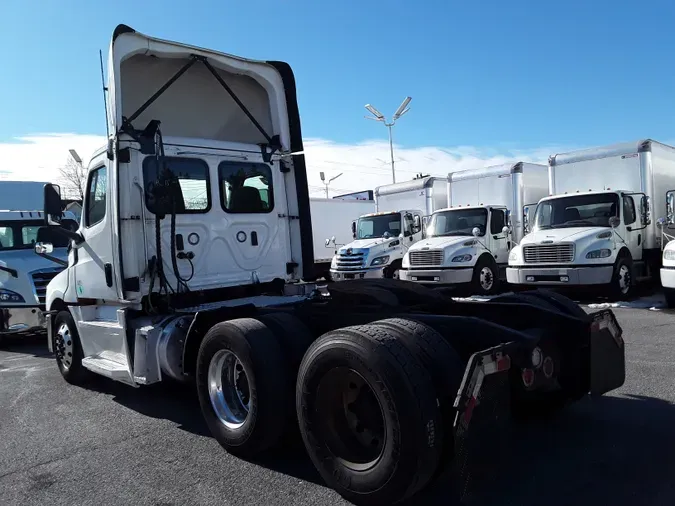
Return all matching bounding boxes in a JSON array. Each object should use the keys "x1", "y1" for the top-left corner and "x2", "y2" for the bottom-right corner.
[
  {"x1": 0, "y1": 220, "x2": 71, "y2": 251},
  {"x1": 533, "y1": 193, "x2": 619, "y2": 230},
  {"x1": 426, "y1": 208, "x2": 488, "y2": 237},
  {"x1": 356, "y1": 214, "x2": 401, "y2": 239}
]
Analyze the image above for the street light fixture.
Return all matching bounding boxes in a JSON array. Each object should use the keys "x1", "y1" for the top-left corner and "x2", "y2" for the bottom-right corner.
[
  {"x1": 364, "y1": 96, "x2": 412, "y2": 184},
  {"x1": 320, "y1": 171, "x2": 343, "y2": 198}
]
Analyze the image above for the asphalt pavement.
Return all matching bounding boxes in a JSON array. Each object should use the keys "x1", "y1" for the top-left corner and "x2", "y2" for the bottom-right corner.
[{"x1": 1, "y1": 300, "x2": 674, "y2": 506}]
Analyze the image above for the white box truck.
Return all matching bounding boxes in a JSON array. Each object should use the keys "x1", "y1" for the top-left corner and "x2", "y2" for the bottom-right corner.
[
  {"x1": 508, "y1": 139, "x2": 675, "y2": 299},
  {"x1": 329, "y1": 176, "x2": 447, "y2": 281},
  {"x1": 308, "y1": 197, "x2": 375, "y2": 280},
  {"x1": 35, "y1": 24, "x2": 626, "y2": 506},
  {"x1": 0, "y1": 181, "x2": 77, "y2": 343},
  {"x1": 399, "y1": 162, "x2": 548, "y2": 294}
]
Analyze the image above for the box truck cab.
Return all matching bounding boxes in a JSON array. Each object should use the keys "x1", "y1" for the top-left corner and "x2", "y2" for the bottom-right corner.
[
  {"x1": 329, "y1": 177, "x2": 446, "y2": 281},
  {"x1": 0, "y1": 182, "x2": 77, "y2": 341},
  {"x1": 507, "y1": 139, "x2": 675, "y2": 299},
  {"x1": 399, "y1": 162, "x2": 548, "y2": 294},
  {"x1": 658, "y1": 191, "x2": 675, "y2": 307},
  {"x1": 329, "y1": 209, "x2": 423, "y2": 280}
]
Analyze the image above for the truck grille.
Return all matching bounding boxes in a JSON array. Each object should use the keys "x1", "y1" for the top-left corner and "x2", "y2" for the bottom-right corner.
[
  {"x1": 335, "y1": 251, "x2": 366, "y2": 270},
  {"x1": 409, "y1": 250, "x2": 444, "y2": 267},
  {"x1": 523, "y1": 244, "x2": 575, "y2": 263},
  {"x1": 31, "y1": 269, "x2": 62, "y2": 306}
]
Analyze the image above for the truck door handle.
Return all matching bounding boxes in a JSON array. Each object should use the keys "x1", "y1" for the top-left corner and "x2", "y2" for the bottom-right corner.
[{"x1": 104, "y1": 263, "x2": 113, "y2": 287}]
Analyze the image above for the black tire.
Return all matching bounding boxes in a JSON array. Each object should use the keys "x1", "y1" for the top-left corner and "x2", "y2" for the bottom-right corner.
[
  {"x1": 471, "y1": 255, "x2": 500, "y2": 295},
  {"x1": 609, "y1": 256, "x2": 634, "y2": 301},
  {"x1": 384, "y1": 261, "x2": 402, "y2": 280},
  {"x1": 53, "y1": 310, "x2": 90, "y2": 385},
  {"x1": 256, "y1": 312, "x2": 314, "y2": 430},
  {"x1": 371, "y1": 318, "x2": 464, "y2": 475},
  {"x1": 196, "y1": 318, "x2": 289, "y2": 458},
  {"x1": 665, "y1": 288, "x2": 675, "y2": 309},
  {"x1": 297, "y1": 324, "x2": 443, "y2": 505}
]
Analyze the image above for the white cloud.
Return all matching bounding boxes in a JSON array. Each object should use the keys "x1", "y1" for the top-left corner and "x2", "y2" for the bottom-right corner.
[{"x1": 0, "y1": 132, "x2": 569, "y2": 197}]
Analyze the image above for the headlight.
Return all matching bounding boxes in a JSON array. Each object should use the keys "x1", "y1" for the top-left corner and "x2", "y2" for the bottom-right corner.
[
  {"x1": 451, "y1": 254, "x2": 472, "y2": 262},
  {"x1": 586, "y1": 249, "x2": 611, "y2": 259},
  {"x1": 0, "y1": 289, "x2": 25, "y2": 303},
  {"x1": 370, "y1": 255, "x2": 390, "y2": 266},
  {"x1": 664, "y1": 250, "x2": 675, "y2": 261}
]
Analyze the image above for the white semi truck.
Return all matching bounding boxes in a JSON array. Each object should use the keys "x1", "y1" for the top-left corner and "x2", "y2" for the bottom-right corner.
[
  {"x1": 0, "y1": 181, "x2": 76, "y2": 343},
  {"x1": 37, "y1": 24, "x2": 626, "y2": 506},
  {"x1": 508, "y1": 139, "x2": 675, "y2": 299},
  {"x1": 329, "y1": 176, "x2": 446, "y2": 281},
  {"x1": 308, "y1": 197, "x2": 375, "y2": 280},
  {"x1": 399, "y1": 162, "x2": 548, "y2": 294}
]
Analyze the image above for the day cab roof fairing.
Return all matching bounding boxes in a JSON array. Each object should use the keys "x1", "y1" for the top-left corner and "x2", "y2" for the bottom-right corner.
[{"x1": 105, "y1": 24, "x2": 313, "y2": 284}]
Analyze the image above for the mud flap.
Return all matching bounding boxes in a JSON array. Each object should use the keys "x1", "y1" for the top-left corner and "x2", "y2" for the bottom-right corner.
[
  {"x1": 452, "y1": 344, "x2": 515, "y2": 504},
  {"x1": 589, "y1": 309, "x2": 625, "y2": 396}
]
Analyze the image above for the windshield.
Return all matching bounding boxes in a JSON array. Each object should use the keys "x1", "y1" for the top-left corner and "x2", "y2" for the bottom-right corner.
[
  {"x1": 356, "y1": 214, "x2": 401, "y2": 239},
  {"x1": 0, "y1": 220, "x2": 70, "y2": 251},
  {"x1": 426, "y1": 208, "x2": 488, "y2": 237},
  {"x1": 533, "y1": 193, "x2": 619, "y2": 230}
]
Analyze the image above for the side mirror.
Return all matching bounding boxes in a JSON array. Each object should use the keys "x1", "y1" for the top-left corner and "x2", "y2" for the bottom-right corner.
[
  {"x1": 413, "y1": 215, "x2": 421, "y2": 229},
  {"x1": 325, "y1": 238, "x2": 331, "y2": 247},
  {"x1": 641, "y1": 195, "x2": 652, "y2": 225},
  {"x1": 505, "y1": 209, "x2": 512, "y2": 226},
  {"x1": 398, "y1": 233, "x2": 405, "y2": 241},
  {"x1": 667, "y1": 190, "x2": 675, "y2": 224},
  {"x1": 502, "y1": 225, "x2": 511, "y2": 235},
  {"x1": 609, "y1": 216, "x2": 620, "y2": 228},
  {"x1": 351, "y1": 221, "x2": 356, "y2": 238},
  {"x1": 44, "y1": 183, "x2": 63, "y2": 225},
  {"x1": 472, "y1": 227, "x2": 481, "y2": 237},
  {"x1": 34, "y1": 242, "x2": 54, "y2": 255}
]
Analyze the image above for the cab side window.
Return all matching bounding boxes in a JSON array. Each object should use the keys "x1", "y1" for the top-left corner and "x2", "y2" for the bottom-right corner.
[
  {"x1": 84, "y1": 166, "x2": 107, "y2": 227},
  {"x1": 623, "y1": 196, "x2": 636, "y2": 226},
  {"x1": 490, "y1": 209, "x2": 506, "y2": 234}
]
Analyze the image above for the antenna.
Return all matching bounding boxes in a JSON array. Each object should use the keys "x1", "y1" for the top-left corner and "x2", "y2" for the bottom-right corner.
[{"x1": 99, "y1": 49, "x2": 110, "y2": 139}]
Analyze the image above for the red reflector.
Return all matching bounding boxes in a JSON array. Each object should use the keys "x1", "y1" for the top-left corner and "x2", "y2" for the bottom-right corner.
[
  {"x1": 522, "y1": 368, "x2": 535, "y2": 387},
  {"x1": 590, "y1": 321, "x2": 600, "y2": 333},
  {"x1": 496, "y1": 355, "x2": 511, "y2": 371},
  {"x1": 463, "y1": 396, "x2": 477, "y2": 425}
]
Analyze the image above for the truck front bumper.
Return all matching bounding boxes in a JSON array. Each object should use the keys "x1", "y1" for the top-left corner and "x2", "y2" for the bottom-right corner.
[
  {"x1": 660, "y1": 267, "x2": 675, "y2": 289},
  {"x1": 399, "y1": 268, "x2": 473, "y2": 285},
  {"x1": 0, "y1": 306, "x2": 47, "y2": 334},
  {"x1": 330, "y1": 268, "x2": 385, "y2": 282},
  {"x1": 506, "y1": 265, "x2": 613, "y2": 286}
]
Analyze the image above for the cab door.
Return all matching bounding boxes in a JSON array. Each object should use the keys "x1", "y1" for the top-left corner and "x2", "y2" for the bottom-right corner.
[
  {"x1": 488, "y1": 207, "x2": 509, "y2": 265},
  {"x1": 73, "y1": 158, "x2": 119, "y2": 301},
  {"x1": 622, "y1": 193, "x2": 643, "y2": 261}
]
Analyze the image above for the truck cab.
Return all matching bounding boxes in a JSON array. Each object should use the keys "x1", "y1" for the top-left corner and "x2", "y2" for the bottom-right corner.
[
  {"x1": 399, "y1": 205, "x2": 510, "y2": 294},
  {"x1": 507, "y1": 190, "x2": 650, "y2": 298},
  {"x1": 329, "y1": 209, "x2": 423, "y2": 281}
]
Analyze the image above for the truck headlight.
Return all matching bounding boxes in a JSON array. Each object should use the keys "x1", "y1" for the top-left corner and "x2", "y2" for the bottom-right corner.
[
  {"x1": 586, "y1": 249, "x2": 611, "y2": 259},
  {"x1": 0, "y1": 289, "x2": 25, "y2": 303},
  {"x1": 451, "y1": 254, "x2": 472, "y2": 262},
  {"x1": 370, "y1": 255, "x2": 390, "y2": 266},
  {"x1": 664, "y1": 250, "x2": 675, "y2": 261}
]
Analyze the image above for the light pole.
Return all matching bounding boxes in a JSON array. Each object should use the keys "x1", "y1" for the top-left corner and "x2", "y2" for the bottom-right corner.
[
  {"x1": 320, "y1": 171, "x2": 343, "y2": 198},
  {"x1": 364, "y1": 97, "x2": 411, "y2": 184}
]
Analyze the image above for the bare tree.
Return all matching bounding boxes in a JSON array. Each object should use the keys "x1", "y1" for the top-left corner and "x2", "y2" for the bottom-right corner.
[{"x1": 57, "y1": 155, "x2": 87, "y2": 201}]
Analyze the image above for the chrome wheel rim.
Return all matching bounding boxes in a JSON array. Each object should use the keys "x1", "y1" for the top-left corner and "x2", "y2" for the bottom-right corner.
[
  {"x1": 618, "y1": 265, "x2": 631, "y2": 294},
  {"x1": 480, "y1": 266, "x2": 494, "y2": 291},
  {"x1": 207, "y1": 349, "x2": 251, "y2": 429},
  {"x1": 55, "y1": 322, "x2": 74, "y2": 370}
]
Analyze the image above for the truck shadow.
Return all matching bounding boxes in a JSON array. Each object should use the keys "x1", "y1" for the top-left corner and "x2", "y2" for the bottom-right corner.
[
  {"x1": 0, "y1": 332, "x2": 52, "y2": 359},
  {"x1": 85, "y1": 376, "x2": 675, "y2": 506}
]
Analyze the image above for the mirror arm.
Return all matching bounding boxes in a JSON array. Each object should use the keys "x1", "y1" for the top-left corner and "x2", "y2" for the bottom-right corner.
[
  {"x1": 36, "y1": 252, "x2": 68, "y2": 267},
  {"x1": 53, "y1": 227, "x2": 84, "y2": 244},
  {"x1": 0, "y1": 265, "x2": 18, "y2": 278}
]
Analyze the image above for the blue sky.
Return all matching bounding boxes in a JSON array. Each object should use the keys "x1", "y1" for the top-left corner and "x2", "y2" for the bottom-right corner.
[{"x1": 1, "y1": 0, "x2": 675, "y2": 193}]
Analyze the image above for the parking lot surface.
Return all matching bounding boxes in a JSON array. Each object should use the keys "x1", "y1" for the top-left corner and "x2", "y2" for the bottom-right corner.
[{"x1": 1, "y1": 300, "x2": 674, "y2": 506}]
